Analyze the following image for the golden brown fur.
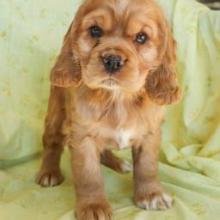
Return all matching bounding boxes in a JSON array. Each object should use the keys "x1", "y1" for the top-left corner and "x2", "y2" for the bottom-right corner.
[{"x1": 36, "y1": 0, "x2": 181, "y2": 219}]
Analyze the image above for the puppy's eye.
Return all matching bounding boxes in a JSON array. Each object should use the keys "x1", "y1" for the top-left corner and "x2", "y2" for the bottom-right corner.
[
  {"x1": 89, "y1": 25, "x2": 103, "y2": 38},
  {"x1": 135, "y1": 32, "x2": 148, "y2": 44}
]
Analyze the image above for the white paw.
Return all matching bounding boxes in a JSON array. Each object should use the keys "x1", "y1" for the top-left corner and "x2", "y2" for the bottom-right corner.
[
  {"x1": 36, "y1": 170, "x2": 64, "y2": 187},
  {"x1": 121, "y1": 160, "x2": 133, "y2": 173},
  {"x1": 136, "y1": 193, "x2": 173, "y2": 210}
]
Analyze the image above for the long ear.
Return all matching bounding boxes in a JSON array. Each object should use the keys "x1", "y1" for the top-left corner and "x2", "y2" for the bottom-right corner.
[
  {"x1": 50, "y1": 22, "x2": 81, "y2": 87},
  {"x1": 146, "y1": 19, "x2": 181, "y2": 105}
]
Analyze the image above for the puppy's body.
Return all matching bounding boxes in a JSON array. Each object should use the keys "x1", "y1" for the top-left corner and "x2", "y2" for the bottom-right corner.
[
  {"x1": 65, "y1": 85, "x2": 164, "y2": 150},
  {"x1": 36, "y1": 0, "x2": 181, "y2": 219}
]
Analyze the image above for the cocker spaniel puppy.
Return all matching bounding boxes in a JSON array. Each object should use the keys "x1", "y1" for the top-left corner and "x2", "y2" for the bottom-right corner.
[{"x1": 36, "y1": 0, "x2": 181, "y2": 219}]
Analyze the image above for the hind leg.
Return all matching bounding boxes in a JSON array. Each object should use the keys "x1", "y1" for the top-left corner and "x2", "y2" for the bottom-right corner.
[
  {"x1": 36, "y1": 87, "x2": 66, "y2": 187},
  {"x1": 101, "y1": 150, "x2": 132, "y2": 173}
]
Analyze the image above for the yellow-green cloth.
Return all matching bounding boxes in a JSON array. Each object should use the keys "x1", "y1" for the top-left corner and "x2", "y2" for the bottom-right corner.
[{"x1": 1, "y1": 0, "x2": 220, "y2": 219}]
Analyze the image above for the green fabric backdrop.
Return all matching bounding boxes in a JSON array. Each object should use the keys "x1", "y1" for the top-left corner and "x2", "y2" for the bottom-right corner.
[{"x1": 0, "y1": 0, "x2": 220, "y2": 219}]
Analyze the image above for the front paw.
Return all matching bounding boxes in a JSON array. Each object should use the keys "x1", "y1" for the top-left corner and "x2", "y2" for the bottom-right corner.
[
  {"x1": 76, "y1": 198, "x2": 112, "y2": 220},
  {"x1": 35, "y1": 169, "x2": 64, "y2": 187},
  {"x1": 135, "y1": 192, "x2": 173, "y2": 211}
]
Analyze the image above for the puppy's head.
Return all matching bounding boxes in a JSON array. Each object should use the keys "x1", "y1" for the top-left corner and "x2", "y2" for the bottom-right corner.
[{"x1": 51, "y1": 0, "x2": 181, "y2": 105}]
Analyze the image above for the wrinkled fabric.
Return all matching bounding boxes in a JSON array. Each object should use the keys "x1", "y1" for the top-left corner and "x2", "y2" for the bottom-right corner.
[{"x1": 0, "y1": 0, "x2": 220, "y2": 219}]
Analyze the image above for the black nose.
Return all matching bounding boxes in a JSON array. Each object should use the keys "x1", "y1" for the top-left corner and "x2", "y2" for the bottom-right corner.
[{"x1": 102, "y1": 55, "x2": 123, "y2": 74}]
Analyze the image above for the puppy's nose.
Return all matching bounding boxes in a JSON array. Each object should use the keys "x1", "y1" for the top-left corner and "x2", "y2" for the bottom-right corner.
[{"x1": 102, "y1": 55, "x2": 123, "y2": 74}]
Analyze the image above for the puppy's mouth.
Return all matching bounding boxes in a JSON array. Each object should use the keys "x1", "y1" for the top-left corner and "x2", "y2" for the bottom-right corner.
[
  {"x1": 102, "y1": 78, "x2": 117, "y2": 85},
  {"x1": 100, "y1": 78, "x2": 120, "y2": 90}
]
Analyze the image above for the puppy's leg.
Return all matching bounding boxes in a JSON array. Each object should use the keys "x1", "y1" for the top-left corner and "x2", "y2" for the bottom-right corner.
[
  {"x1": 70, "y1": 137, "x2": 112, "y2": 220},
  {"x1": 101, "y1": 150, "x2": 132, "y2": 173},
  {"x1": 133, "y1": 130, "x2": 173, "y2": 210},
  {"x1": 36, "y1": 87, "x2": 66, "y2": 187}
]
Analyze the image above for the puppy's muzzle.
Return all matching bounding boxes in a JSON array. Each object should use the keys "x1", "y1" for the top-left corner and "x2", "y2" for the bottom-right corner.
[{"x1": 101, "y1": 54, "x2": 127, "y2": 74}]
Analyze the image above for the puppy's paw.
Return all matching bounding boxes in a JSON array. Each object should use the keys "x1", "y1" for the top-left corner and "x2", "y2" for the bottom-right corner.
[
  {"x1": 76, "y1": 199, "x2": 112, "y2": 220},
  {"x1": 135, "y1": 192, "x2": 173, "y2": 211},
  {"x1": 120, "y1": 160, "x2": 133, "y2": 173},
  {"x1": 35, "y1": 169, "x2": 64, "y2": 187}
]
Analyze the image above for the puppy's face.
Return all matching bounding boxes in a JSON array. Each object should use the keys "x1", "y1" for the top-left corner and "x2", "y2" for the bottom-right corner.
[
  {"x1": 51, "y1": 0, "x2": 180, "y2": 105},
  {"x1": 74, "y1": 0, "x2": 166, "y2": 93}
]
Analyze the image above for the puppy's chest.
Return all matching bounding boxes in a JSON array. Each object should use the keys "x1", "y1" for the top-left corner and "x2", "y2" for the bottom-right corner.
[
  {"x1": 94, "y1": 126, "x2": 141, "y2": 149},
  {"x1": 114, "y1": 128, "x2": 135, "y2": 149}
]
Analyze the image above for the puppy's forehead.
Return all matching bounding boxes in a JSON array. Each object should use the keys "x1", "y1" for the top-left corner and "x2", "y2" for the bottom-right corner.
[
  {"x1": 83, "y1": 0, "x2": 151, "y2": 16},
  {"x1": 81, "y1": 0, "x2": 159, "y2": 34},
  {"x1": 108, "y1": 0, "x2": 150, "y2": 16},
  {"x1": 114, "y1": 0, "x2": 131, "y2": 14}
]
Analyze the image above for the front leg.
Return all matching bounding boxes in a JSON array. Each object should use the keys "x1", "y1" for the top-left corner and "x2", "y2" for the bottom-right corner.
[
  {"x1": 132, "y1": 130, "x2": 173, "y2": 210},
  {"x1": 70, "y1": 137, "x2": 112, "y2": 220}
]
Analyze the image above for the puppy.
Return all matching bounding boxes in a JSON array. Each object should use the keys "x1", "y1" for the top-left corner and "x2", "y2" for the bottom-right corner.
[{"x1": 36, "y1": 0, "x2": 181, "y2": 219}]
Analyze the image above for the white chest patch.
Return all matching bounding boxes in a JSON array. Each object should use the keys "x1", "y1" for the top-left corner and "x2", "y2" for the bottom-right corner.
[{"x1": 116, "y1": 129, "x2": 134, "y2": 149}]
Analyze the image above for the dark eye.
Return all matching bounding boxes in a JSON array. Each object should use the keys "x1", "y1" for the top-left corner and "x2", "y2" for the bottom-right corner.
[
  {"x1": 89, "y1": 25, "x2": 103, "y2": 38},
  {"x1": 135, "y1": 32, "x2": 148, "y2": 44}
]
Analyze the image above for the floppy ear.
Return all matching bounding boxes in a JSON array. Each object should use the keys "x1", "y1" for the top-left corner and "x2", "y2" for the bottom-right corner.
[
  {"x1": 146, "y1": 20, "x2": 181, "y2": 105},
  {"x1": 50, "y1": 22, "x2": 81, "y2": 87}
]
